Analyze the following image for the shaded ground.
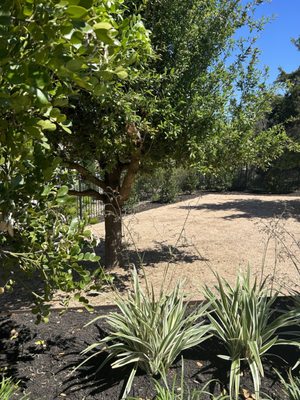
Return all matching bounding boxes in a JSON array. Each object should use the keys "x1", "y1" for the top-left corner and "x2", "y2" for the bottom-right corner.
[
  {"x1": 1, "y1": 302, "x2": 299, "y2": 400},
  {"x1": 1, "y1": 192, "x2": 300, "y2": 312},
  {"x1": 1, "y1": 193, "x2": 300, "y2": 399},
  {"x1": 86, "y1": 192, "x2": 300, "y2": 306}
]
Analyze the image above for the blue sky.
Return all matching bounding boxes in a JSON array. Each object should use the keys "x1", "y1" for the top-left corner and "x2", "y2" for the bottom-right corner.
[{"x1": 253, "y1": 0, "x2": 300, "y2": 84}]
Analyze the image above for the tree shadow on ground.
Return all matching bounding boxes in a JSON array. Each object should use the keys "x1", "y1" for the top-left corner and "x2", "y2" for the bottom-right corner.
[
  {"x1": 0, "y1": 316, "x2": 34, "y2": 384},
  {"x1": 61, "y1": 325, "x2": 154, "y2": 399},
  {"x1": 122, "y1": 241, "x2": 208, "y2": 267},
  {"x1": 179, "y1": 198, "x2": 300, "y2": 221},
  {"x1": 0, "y1": 272, "x2": 45, "y2": 313},
  {"x1": 62, "y1": 351, "x2": 133, "y2": 398},
  {"x1": 95, "y1": 240, "x2": 208, "y2": 269}
]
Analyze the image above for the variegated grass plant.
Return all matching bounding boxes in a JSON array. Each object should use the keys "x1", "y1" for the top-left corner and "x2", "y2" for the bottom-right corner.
[
  {"x1": 78, "y1": 268, "x2": 211, "y2": 399},
  {"x1": 203, "y1": 270, "x2": 299, "y2": 400},
  {"x1": 276, "y1": 370, "x2": 300, "y2": 400},
  {"x1": 0, "y1": 376, "x2": 29, "y2": 400}
]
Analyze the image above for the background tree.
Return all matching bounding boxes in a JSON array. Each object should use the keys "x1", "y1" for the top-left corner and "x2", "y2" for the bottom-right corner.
[
  {"x1": 53, "y1": 0, "x2": 289, "y2": 268},
  {"x1": 240, "y1": 37, "x2": 300, "y2": 193}
]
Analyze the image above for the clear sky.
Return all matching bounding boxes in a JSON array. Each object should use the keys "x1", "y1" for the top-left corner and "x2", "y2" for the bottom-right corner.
[{"x1": 253, "y1": 0, "x2": 300, "y2": 84}]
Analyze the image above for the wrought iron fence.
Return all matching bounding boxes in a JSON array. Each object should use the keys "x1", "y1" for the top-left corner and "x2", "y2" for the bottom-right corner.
[{"x1": 73, "y1": 179, "x2": 104, "y2": 221}]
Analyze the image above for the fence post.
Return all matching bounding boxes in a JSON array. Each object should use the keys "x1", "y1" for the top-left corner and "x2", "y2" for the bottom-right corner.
[{"x1": 79, "y1": 180, "x2": 83, "y2": 219}]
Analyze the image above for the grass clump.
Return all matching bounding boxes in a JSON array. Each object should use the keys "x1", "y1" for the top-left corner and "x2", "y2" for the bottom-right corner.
[
  {"x1": 80, "y1": 268, "x2": 211, "y2": 399},
  {"x1": 276, "y1": 370, "x2": 300, "y2": 400},
  {"x1": 203, "y1": 270, "x2": 299, "y2": 400},
  {"x1": 0, "y1": 376, "x2": 29, "y2": 400}
]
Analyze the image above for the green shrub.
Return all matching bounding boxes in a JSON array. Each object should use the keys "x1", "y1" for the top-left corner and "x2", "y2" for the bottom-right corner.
[
  {"x1": 79, "y1": 268, "x2": 211, "y2": 399},
  {"x1": 177, "y1": 168, "x2": 200, "y2": 194},
  {"x1": 123, "y1": 183, "x2": 141, "y2": 214},
  {"x1": 158, "y1": 168, "x2": 179, "y2": 203},
  {"x1": 203, "y1": 270, "x2": 299, "y2": 400}
]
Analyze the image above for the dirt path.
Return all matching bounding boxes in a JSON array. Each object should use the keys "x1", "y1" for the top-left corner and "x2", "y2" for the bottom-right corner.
[{"x1": 77, "y1": 192, "x2": 300, "y2": 306}]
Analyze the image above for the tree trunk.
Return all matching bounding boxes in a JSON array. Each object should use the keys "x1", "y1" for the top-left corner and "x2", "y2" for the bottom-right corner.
[
  {"x1": 66, "y1": 157, "x2": 140, "y2": 268},
  {"x1": 104, "y1": 198, "x2": 122, "y2": 269},
  {"x1": 103, "y1": 169, "x2": 123, "y2": 268},
  {"x1": 102, "y1": 152, "x2": 141, "y2": 268}
]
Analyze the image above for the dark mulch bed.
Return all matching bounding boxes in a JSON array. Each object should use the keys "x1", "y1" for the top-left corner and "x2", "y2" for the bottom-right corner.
[{"x1": 1, "y1": 300, "x2": 299, "y2": 400}]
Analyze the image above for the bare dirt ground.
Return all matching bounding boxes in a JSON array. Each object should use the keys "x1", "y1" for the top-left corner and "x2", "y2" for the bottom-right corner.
[
  {"x1": 2, "y1": 192, "x2": 300, "y2": 312},
  {"x1": 80, "y1": 192, "x2": 300, "y2": 306}
]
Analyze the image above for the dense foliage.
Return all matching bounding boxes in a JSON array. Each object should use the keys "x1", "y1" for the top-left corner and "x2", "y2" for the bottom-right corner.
[
  {"x1": 0, "y1": 0, "x2": 152, "y2": 317},
  {"x1": 48, "y1": 0, "x2": 290, "y2": 267},
  {"x1": 235, "y1": 37, "x2": 300, "y2": 193}
]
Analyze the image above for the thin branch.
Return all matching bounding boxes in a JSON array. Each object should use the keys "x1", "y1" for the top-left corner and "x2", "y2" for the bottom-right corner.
[
  {"x1": 68, "y1": 189, "x2": 106, "y2": 202},
  {"x1": 64, "y1": 161, "x2": 106, "y2": 191}
]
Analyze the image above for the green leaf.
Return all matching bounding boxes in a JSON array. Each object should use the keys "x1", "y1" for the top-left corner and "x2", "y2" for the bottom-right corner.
[
  {"x1": 53, "y1": 97, "x2": 68, "y2": 107},
  {"x1": 115, "y1": 69, "x2": 128, "y2": 79},
  {"x1": 42, "y1": 186, "x2": 52, "y2": 197},
  {"x1": 79, "y1": 0, "x2": 93, "y2": 8},
  {"x1": 93, "y1": 22, "x2": 114, "y2": 44},
  {"x1": 93, "y1": 22, "x2": 113, "y2": 31},
  {"x1": 99, "y1": 70, "x2": 114, "y2": 81},
  {"x1": 66, "y1": 5, "x2": 88, "y2": 19},
  {"x1": 67, "y1": 0, "x2": 93, "y2": 7},
  {"x1": 57, "y1": 186, "x2": 69, "y2": 197},
  {"x1": 66, "y1": 59, "x2": 83, "y2": 72},
  {"x1": 94, "y1": 83, "x2": 107, "y2": 95},
  {"x1": 68, "y1": 218, "x2": 79, "y2": 234},
  {"x1": 37, "y1": 120, "x2": 57, "y2": 131},
  {"x1": 36, "y1": 88, "x2": 50, "y2": 105}
]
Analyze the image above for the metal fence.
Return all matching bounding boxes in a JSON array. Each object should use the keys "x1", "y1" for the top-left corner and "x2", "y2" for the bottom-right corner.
[{"x1": 73, "y1": 179, "x2": 104, "y2": 221}]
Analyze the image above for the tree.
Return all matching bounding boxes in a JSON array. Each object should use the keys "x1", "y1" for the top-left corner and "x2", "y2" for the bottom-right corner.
[
  {"x1": 244, "y1": 37, "x2": 300, "y2": 193},
  {"x1": 52, "y1": 0, "x2": 289, "y2": 268},
  {"x1": 0, "y1": 0, "x2": 152, "y2": 318}
]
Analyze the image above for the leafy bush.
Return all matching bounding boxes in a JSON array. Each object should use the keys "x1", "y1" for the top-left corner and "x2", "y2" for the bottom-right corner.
[
  {"x1": 177, "y1": 168, "x2": 200, "y2": 194},
  {"x1": 79, "y1": 268, "x2": 211, "y2": 399},
  {"x1": 123, "y1": 183, "x2": 141, "y2": 214},
  {"x1": 158, "y1": 168, "x2": 180, "y2": 203},
  {"x1": 0, "y1": 185, "x2": 105, "y2": 322},
  {"x1": 0, "y1": 376, "x2": 29, "y2": 400},
  {"x1": 203, "y1": 270, "x2": 299, "y2": 400}
]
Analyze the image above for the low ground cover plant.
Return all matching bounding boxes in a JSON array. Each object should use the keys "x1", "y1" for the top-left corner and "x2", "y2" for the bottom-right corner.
[
  {"x1": 0, "y1": 376, "x2": 29, "y2": 400},
  {"x1": 276, "y1": 370, "x2": 300, "y2": 400},
  {"x1": 203, "y1": 271, "x2": 299, "y2": 400},
  {"x1": 78, "y1": 268, "x2": 211, "y2": 399}
]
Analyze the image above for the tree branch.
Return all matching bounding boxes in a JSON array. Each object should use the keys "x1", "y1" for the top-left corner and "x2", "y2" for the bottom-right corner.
[
  {"x1": 64, "y1": 161, "x2": 106, "y2": 191},
  {"x1": 68, "y1": 189, "x2": 106, "y2": 202},
  {"x1": 119, "y1": 151, "x2": 141, "y2": 202}
]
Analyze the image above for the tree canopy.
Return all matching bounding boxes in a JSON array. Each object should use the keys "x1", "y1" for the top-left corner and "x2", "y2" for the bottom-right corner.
[
  {"x1": 0, "y1": 0, "x2": 291, "y2": 274},
  {"x1": 50, "y1": 0, "x2": 289, "y2": 267},
  {"x1": 0, "y1": 0, "x2": 152, "y2": 319},
  {"x1": 245, "y1": 37, "x2": 300, "y2": 193}
]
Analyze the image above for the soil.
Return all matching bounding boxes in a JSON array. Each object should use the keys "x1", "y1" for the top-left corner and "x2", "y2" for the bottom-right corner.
[
  {"x1": 86, "y1": 192, "x2": 300, "y2": 307},
  {"x1": 1, "y1": 303, "x2": 299, "y2": 400},
  {"x1": 1, "y1": 192, "x2": 300, "y2": 399},
  {"x1": 2, "y1": 192, "x2": 300, "y2": 312}
]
